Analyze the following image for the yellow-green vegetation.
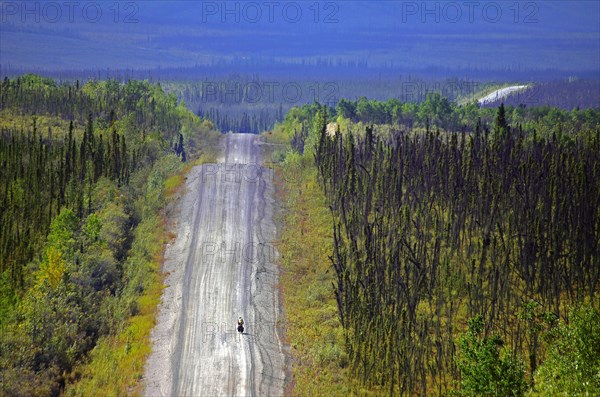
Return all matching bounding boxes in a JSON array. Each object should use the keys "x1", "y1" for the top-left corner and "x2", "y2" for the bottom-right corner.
[
  {"x1": 193, "y1": 149, "x2": 219, "y2": 166},
  {"x1": 64, "y1": 213, "x2": 165, "y2": 396},
  {"x1": 0, "y1": 109, "x2": 83, "y2": 133},
  {"x1": 63, "y1": 155, "x2": 182, "y2": 396},
  {"x1": 276, "y1": 155, "x2": 377, "y2": 397},
  {"x1": 63, "y1": 128, "x2": 219, "y2": 397},
  {"x1": 268, "y1": 100, "x2": 600, "y2": 396},
  {"x1": 0, "y1": 75, "x2": 221, "y2": 395},
  {"x1": 165, "y1": 151, "x2": 218, "y2": 196},
  {"x1": 323, "y1": 103, "x2": 598, "y2": 395},
  {"x1": 265, "y1": 121, "x2": 380, "y2": 396},
  {"x1": 527, "y1": 303, "x2": 600, "y2": 396},
  {"x1": 63, "y1": 137, "x2": 219, "y2": 396},
  {"x1": 163, "y1": 174, "x2": 185, "y2": 197}
]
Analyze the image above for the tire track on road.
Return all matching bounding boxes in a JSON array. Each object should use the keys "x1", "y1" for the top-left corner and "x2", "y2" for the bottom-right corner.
[{"x1": 144, "y1": 134, "x2": 288, "y2": 397}]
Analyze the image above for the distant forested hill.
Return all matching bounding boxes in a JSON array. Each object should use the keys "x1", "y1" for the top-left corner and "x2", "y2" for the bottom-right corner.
[
  {"x1": 482, "y1": 79, "x2": 600, "y2": 109},
  {"x1": 1, "y1": 1, "x2": 598, "y2": 74}
]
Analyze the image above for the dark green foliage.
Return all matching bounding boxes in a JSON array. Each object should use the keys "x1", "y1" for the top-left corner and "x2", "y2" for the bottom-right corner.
[
  {"x1": 0, "y1": 75, "x2": 215, "y2": 394},
  {"x1": 0, "y1": 76, "x2": 193, "y2": 283},
  {"x1": 329, "y1": 95, "x2": 599, "y2": 136},
  {"x1": 0, "y1": 119, "x2": 133, "y2": 284},
  {"x1": 455, "y1": 316, "x2": 526, "y2": 397},
  {"x1": 493, "y1": 103, "x2": 509, "y2": 143},
  {"x1": 175, "y1": 132, "x2": 186, "y2": 161}
]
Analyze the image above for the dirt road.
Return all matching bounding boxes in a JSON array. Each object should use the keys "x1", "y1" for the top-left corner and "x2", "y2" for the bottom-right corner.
[
  {"x1": 478, "y1": 85, "x2": 529, "y2": 105},
  {"x1": 144, "y1": 134, "x2": 288, "y2": 396}
]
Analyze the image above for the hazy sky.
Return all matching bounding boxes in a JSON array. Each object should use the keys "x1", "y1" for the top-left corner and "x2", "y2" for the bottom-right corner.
[{"x1": 1, "y1": 1, "x2": 598, "y2": 73}]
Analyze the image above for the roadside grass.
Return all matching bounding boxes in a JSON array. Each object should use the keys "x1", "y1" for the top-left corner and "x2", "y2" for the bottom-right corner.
[
  {"x1": 164, "y1": 144, "x2": 219, "y2": 196},
  {"x1": 264, "y1": 128, "x2": 291, "y2": 145},
  {"x1": 274, "y1": 154, "x2": 381, "y2": 397},
  {"x1": 64, "y1": 213, "x2": 166, "y2": 397},
  {"x1": 194, "y1": 150, "x2": 218, "y2": 165},
  {"x1": 62, "y1": 143, "x2": 222, "y2": 396},
  {"x1": 163, "y1": 174, "x2": 184, "y2": 197},
  {"x1": 264, "y1": 125, "x2": 455, "y2": 396}
]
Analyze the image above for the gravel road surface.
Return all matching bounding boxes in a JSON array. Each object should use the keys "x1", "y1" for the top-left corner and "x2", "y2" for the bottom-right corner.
[
  {"x1": 144, "y1": 134, "x2": 288, "y2": 396},
  {"x1": 478, "y1": 85, "x2": 529, "y2": 105}
]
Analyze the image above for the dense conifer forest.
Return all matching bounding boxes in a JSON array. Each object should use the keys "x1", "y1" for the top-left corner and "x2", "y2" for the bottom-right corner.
[
  {"x1": 160, "y1": 77, "x2": 599, "y2": 134},
  {"x1": 0, "y1": 74, "x2": 218, "y2": 395},
  {"x1": 1, "y1": 72, "x2": 598, "y2": 395},
  {"x1": 273, "y1": 98, "x2": 600, "y2": 395},
  {"x1": 2, "y1": 1, "x2": 598, "y2": 394}
]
